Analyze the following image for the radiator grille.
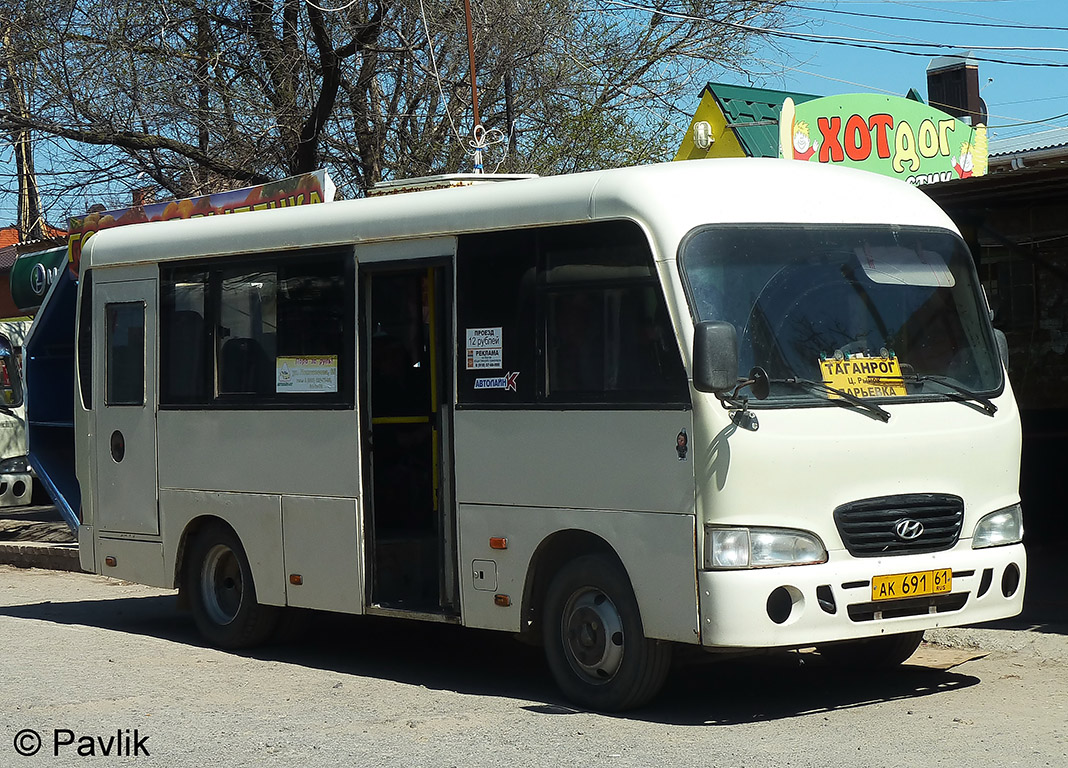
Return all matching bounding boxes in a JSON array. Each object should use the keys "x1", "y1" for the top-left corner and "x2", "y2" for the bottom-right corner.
[{"x1": 833, "y1": 494, "x2": 964, "y2": 557}]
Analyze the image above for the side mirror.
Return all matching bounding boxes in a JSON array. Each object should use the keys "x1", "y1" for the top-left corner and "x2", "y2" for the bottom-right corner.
[{"x1": 693, "y1": 321, "x2": 738, "y2": 393}]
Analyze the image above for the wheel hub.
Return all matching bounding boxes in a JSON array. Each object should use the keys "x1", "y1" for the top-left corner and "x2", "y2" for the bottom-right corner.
[
  {"x1": 200, "y1": 543, "x2": 243, "y2": 626},
  {"x1": 562, "y1": 588, "x2": 625, "y2": 683}
]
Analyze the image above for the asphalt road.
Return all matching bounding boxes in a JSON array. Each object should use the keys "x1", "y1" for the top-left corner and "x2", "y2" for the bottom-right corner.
[{"x1": 1, "y1": 565, "x2": 1065, "y2": 768}]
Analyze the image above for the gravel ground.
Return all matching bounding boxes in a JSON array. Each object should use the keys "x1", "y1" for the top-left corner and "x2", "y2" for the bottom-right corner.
[{"x1": 1, "y1": 565, "x2": 1066, "y2": 768}]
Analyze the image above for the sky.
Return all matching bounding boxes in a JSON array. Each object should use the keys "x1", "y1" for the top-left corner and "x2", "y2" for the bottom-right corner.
[
  {"x1": 2, "y1": 0, "x2": 1066, "y2": 229},
  {"x1": 742, "y1": 0, "x2": 1068, "y2": 143}
]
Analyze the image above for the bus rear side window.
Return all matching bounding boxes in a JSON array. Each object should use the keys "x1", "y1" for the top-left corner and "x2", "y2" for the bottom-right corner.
[
  {"x1": 78, "y1": 270, "x2": 93, "y2": 410},
  {"x1": 105, "y1": 302, "x2": 145, "y2": 406}
]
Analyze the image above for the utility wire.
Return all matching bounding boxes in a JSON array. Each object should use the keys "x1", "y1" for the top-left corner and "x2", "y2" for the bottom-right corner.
[
  {"x1": 990, "y1": 111, "x2": 1068, "y2": 128},
  {"x1": 604, "y1": 1, "x2": 1068, "y2": 67},
  {"x1": 785, "y1": 2, "x2": 1068, "y2": 32}
]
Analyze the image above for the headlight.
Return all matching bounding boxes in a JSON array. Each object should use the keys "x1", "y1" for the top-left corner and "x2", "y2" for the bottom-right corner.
[
  {"x1": 704, "y1": 526, "x2": 827, "y2": 569},
  {"x1": 0, "y1": 455, "x2": 30, "y2": 474},
  {"x1": 972, "y1": 504, "x2": 1023, "y2": 549}
]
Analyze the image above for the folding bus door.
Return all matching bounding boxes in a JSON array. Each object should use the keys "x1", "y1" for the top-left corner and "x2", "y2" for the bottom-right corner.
[{"x1": 361, "y1": 264, "x2": 456, "y2": 614}]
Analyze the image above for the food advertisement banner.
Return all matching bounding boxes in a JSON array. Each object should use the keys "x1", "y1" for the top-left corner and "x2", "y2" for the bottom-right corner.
[
  {"x1": 67, "y1": 169, "x2": 335, "y2": 274},
  {"x1": 779, "y1": 95, "x2": 987, "y2": 187}
]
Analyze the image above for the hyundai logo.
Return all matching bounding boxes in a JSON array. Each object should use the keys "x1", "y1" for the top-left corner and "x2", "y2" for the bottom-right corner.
[{"x1": 894, "y1": 519, "x2": 925, "y2": 541}]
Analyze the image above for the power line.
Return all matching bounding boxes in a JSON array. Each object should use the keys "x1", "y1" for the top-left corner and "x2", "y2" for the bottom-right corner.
[
  {"x1": 785, "y1": 2, "x2": 1068, "y2": 33},
  {"x1": 989, "y1": 111, "x2": 1068, "y2": 129},
  {"x1": 604, "y1": 1, "x2": 1068, "y2": 67}
]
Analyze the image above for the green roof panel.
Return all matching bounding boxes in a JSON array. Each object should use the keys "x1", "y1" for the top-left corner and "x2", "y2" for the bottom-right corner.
[{"x1": 705, "y1": 82, "x2": 822, "y2": 158}]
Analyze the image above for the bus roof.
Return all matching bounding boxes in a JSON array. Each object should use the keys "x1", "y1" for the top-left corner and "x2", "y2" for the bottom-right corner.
[{"x1": 83, "y1": 158, "x2": 958, "y2": 269}]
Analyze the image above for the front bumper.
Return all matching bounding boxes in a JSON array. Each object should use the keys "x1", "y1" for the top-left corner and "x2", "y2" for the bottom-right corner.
[
  {"x1": 698, "y1": 542, "x2": 1026, "y2": 648},
  {"x1": 0, "y1": 472, "x2": 33, "y2": 507}
]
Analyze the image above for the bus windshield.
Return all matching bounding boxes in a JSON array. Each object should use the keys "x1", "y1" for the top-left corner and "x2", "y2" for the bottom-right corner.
[{"x1": 680, "y1": 225, "x2": 1003, "y2": 403}]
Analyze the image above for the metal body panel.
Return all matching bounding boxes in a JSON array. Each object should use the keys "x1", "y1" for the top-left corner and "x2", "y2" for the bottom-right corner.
[
  {"x1": 453, "y1": 407, "x2": 698, "y2": 642},
  {"x1": 690, "y1": 379, "x2": 1023, "y2": 562},
  {"x1": 74, "y1": 274, "x2": 95, "y2": 537},
  {"x1": 355, "y1": 236, "x2": 456, "y2": 263},
  {"x1": 77, "y1": 524, "x2": 95, "y2": 572},
  {"x1": 457, "y1": 504, "x2": 699, "y2": 642},
  {"x1": 97, "y1": 537, "x2": 167, "y2": 588},
  {"x1": 159, "y1": 489, "x2": 286, "y2": 606},
  {"x1": 157, "y1": 410, "x2": 360, "y2": 497},
  {"x1": 281, "y1": 495, "x2": 363, "y2": 614},
  {"x1": 453, "y1": 409, "x2": 695, "y2": 513}
]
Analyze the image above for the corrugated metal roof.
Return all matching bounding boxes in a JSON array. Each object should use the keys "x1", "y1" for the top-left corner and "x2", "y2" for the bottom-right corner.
[
  {"x1": 989, "y1": 127, "x2": 1068, "y2": 157},
  {"x1": 0, "y1": 245, "x2": 19, "y2": 271},
  {"x1": 706, "y1": 83, "x2": 821, "y2": 158}
]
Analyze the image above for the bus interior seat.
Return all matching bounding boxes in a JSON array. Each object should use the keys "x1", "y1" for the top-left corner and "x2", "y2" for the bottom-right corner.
[
  {"x1": 220, "y1": 337, "x2": 271, "y2": 394},
  {"x1": 167, "y1": 310, "x2": 206, "y2": 399}
]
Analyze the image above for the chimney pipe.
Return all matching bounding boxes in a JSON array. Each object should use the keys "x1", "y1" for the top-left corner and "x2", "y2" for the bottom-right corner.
[{"x1": 927, "y1": 53, "x2": 988, "y2": 125}]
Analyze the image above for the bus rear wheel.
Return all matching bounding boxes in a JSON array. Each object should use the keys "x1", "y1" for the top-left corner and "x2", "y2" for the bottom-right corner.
[
  {"x1": 184, "y1": 524, "x2": 278, "y2": 649},
  {"x1": 542, "y1": 554, "x2": 671, "y2": 712}
]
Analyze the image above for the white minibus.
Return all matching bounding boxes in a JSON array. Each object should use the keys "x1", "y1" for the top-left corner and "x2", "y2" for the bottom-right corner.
[{"x1": 73, "y1": 159, "x2": 1026, "y2": 711}]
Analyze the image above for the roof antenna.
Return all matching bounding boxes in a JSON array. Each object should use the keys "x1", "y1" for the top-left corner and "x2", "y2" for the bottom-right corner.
[{"x1": 462, "y1": 0, "x2": 483, "y2": 173}]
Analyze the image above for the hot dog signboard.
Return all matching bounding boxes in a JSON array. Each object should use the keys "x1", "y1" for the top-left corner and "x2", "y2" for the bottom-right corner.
[{"x1": 779, "y1": 94, "x2": 987, "y2": 186}]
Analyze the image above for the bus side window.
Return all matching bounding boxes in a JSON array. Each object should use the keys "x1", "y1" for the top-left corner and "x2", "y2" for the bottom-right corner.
[
  {"x1": 455, "y1": 230, "x2": 537, "y2": 405},
  {"x1": 161, "y1": 251, "x2": 353, "y2": 407},
  {"x1": 540, "y1": 221, "x2": 689, "y2": 405},
  {"x1": 161, "y1": 269, "x2": 211, "y2": 404},
  {"x1": 457, "y1": 221, "x2": 688, "y2": 406}
]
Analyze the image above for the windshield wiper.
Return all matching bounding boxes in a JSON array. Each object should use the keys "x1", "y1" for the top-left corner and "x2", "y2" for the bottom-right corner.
[
  {"x1": 897, "y1": 373, "x2": 997, "y2": 416},
  {"x1": 769, "y1": 376, "x2": 892, "y2": 423}
]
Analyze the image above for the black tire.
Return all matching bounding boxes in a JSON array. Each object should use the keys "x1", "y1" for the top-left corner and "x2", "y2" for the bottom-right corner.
[
  {"x1": 183, "y1": 523, "x2": 278, "y2": 649},
  {"x1": 817, "y1": 630, "x2": 924, "y2": 668},
  {"x1": 542, "y1": 554, "x2": 671, "y2": 712}
]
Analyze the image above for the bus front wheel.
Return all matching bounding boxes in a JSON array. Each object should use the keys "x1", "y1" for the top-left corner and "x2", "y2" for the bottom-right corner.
[
  {"x1": 542, "y1": 554, "x2": 671, "y2": 712},
  {"x1": 184, "y1": 524, "x2": 278, "y2": 649}
]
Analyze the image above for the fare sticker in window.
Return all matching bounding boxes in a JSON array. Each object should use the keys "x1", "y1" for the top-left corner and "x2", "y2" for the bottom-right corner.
[
  {"x1": 276, "y1": 356, "x2": 339, "y2": 393},
  {"x1": 466, "y1": 327, "x2": 503, "y2": 370},
  {"x1": 820, "y1": 355, "x2": 906, "y2": 398}
]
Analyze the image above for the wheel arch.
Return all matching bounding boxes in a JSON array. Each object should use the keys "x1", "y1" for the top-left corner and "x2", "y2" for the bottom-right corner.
[{"x1": 519, "y1": 529, "x2": 628, "y2": 641}]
